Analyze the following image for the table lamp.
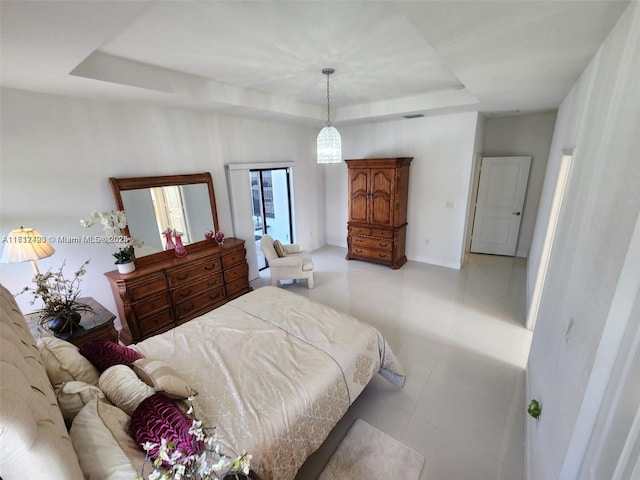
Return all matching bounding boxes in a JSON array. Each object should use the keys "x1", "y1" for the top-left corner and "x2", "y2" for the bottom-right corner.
[{"x1": 0, "y1": 226, "x2": 55, "y2": 274}]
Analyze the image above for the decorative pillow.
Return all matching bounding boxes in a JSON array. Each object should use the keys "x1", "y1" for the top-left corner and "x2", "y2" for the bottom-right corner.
[
  {"x1": 99, "y1": 364, "x2": 155, "y2": 416},
  {"x1": 130, "y1": 393, "x2": 202, "y2": 463},
  {"x1": 55, "y1": 380, "x2": 105, "y2": 427},
  {"x1": 37, "y1": 335, "x2": 100, "y2": 386},
  {"x1": 273, "y1": 239, "x2": 287, "y2": 257},
  {"x1": 132, "y1": 358, "x2": 197, "y2": 400},
  {"x1": 79, "y1": 337, "x2": 143, "y2": 372},
  {"x1": 70, "y1": 399, "x2": 146, "y2": 480}
]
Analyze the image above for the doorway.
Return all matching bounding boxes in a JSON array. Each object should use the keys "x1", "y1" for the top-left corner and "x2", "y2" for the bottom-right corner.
[
  {"x1": 250, "y1": 168, "x2": 293, "y2": 270},
  {"x1": 470, "y1": 156, "x2": 532, "y2": 256}
]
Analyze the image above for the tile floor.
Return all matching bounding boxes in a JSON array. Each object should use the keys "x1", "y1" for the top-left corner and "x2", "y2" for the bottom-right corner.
[{"x1": 250, "y1": 246, "x2": 532, "y2": 480}]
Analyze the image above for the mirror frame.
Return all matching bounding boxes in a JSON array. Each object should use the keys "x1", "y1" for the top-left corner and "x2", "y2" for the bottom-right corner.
[{"x1": 109, "y1": 173, "x2": 220, "y2": 266}]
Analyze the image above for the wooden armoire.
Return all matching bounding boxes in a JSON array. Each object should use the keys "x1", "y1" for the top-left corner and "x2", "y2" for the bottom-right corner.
[{"x1": 345, "y1": 157, "x2": 412, "y2": 269}]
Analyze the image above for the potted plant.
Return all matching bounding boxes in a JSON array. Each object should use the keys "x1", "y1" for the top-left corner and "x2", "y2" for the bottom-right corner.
[
  {"x1": 19, "y1": 259, "x2": 94, "y2": 339},
  {"x1": 81, "y1": 210, "x2": 140, "y2": 274}
]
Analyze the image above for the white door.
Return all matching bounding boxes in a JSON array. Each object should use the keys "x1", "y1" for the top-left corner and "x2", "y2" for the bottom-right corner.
[{"x1": 470, "y1": 156, "x2": 531, "y2": 256}]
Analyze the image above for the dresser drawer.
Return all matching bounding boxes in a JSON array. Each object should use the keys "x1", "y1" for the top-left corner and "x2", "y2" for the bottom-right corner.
[
  {"x1": 132, "y1": 292, "x2": 171, "y2": 319},
  {"x1": 224, "y1": 262, "x2": 248, "y2": 283},
  {"x1": 370, "y1": 228, "x2": 394, "y2": 239},
  {"x1": 167, "y1": 257, "x2": 222, "y2": 287},
  {"x1": 138, "y1": 308, "x2": 174, "y2": 336},
  {"x1": 225, "y1": 276, "x2": 250, "y2": 296},
  {"x1": 350, "y1": 235, "x2": 393, "y2": 251},
  {"x1": 221, "y1": 248, "x2": 246, "y2": 268},
  {"x1": 350, "y1": 246, "x2": 393, "y2": 262},
  {"x1": 175, "y1": 287, "x2": 225, "y2": 319},
  {"x1": 129, "y1": 275, "x2": 167, "y2": 301},
  {"x1": 172, "y1": 273, "x2": 224, "y2": 303},
  {"x1": 349, "y1": 226, "x2": 370, "y2": 236}
]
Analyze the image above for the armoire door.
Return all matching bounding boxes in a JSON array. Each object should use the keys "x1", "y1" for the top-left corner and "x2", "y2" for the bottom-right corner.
[
  {"x1": 348, "y1": 168, "x2": 370, "y2": 223},
  {"x1": 370, "y1": 168, "x2": 395, "y2": 227}
]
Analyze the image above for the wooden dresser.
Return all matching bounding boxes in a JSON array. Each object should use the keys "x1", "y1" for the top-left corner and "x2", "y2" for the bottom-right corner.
[
  {"x1": 345, "y1": 157, "x2": 412, "y2": 269},
  {"x1": 105, "y1": 238, "x2": 251, "y2": 344}
]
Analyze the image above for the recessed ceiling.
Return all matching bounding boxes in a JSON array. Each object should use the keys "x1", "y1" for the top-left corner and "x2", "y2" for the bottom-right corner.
[{"x1": 0, "y1": 1, "x2": 629, "y2": 125}]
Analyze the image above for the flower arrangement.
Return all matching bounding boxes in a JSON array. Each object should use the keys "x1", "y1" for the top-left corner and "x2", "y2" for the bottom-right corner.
[
  {"x1": 81, "y1": 210, "x2": 140, "y2": 264},
  {"x1": 137, "y1": 394, "x2": 252, "y2": 480},
  {"x1": 19, "y1": 259, "x2": 93, "y2": 334}
]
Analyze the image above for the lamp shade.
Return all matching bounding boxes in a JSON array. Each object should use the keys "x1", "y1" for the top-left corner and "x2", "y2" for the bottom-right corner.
[
  {"x1": 0, "y1": 227, "x2": 55, "y2": 264},
  {"x1": 317, "y1": 126, "x2": 342, "y2": 164}
]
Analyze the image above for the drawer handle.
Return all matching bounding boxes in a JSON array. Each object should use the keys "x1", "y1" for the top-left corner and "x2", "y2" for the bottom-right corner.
[
  {"x1": 178, "y1": 288, "x2": 193, "y2": 298},
  {"x1": 378, "y1": 253, "x2": 387, "y2": 258},
  {"x1": 355, "y1": 248, "x2": 363, "y2": 254},
  {"x1": 176, "y1": 273, "x2": 189, "y2": 281},
  {"x1": 210, "y1": 292, "x2": 222, "y2": 301},
  {"x1": 379, "y1": 243, "x2": 389, "y2": 248},
  {"x1": 204, "y1": 264, "x2": 217, "y2": 271}
]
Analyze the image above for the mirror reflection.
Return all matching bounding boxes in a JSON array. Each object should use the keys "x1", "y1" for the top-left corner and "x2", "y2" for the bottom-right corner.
[{"x1": 120, "y1": 184, "x2": 215, "y2": 258}]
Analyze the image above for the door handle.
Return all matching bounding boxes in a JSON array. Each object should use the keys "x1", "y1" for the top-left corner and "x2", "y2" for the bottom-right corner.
[{"x1": 512, "y1": 212, "x2": 521, "y2": 216}]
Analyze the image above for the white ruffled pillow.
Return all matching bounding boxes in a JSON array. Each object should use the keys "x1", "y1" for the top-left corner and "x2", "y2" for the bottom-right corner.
[{"x1": 99, "y1": 364, "x2": 154, "y2": 416}]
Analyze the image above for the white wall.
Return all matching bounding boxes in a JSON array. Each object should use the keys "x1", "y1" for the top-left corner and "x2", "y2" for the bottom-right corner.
[
  {"x1": 0, "y1": 88, "x2": 324, "y2": 316},
  {"x1": 325, "y1": 112, "x2": 479, "y2": 269},
  {"x1": 482, "y1": 112, "x2": 556, "y2": 258},
  {"x1": 526, "y1": 2, "x2": 640, "y2": 478}
]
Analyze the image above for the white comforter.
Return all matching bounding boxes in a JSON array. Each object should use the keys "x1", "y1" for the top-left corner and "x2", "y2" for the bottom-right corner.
[{"x1": 134, "y1": 286, "x2": 405, "y2": 480}]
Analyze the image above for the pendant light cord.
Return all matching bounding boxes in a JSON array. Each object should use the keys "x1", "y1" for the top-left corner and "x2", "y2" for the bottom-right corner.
[{"x1": 326, "y1": 72, "x2": 331, "y2": 127}]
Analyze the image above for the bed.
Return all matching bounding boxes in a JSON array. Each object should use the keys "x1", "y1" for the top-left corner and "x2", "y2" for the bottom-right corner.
[{"x1": 0, "y1": 283, "x2": 405, "y2": 480}]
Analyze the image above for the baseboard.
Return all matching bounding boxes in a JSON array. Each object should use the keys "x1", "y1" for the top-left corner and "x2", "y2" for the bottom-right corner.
[
  {"x1": 525, "y1": 363, "x2": 532, "y2": 480},
  {"x1": 407, "y1": 254, "x2": 462, "y2": 270}
]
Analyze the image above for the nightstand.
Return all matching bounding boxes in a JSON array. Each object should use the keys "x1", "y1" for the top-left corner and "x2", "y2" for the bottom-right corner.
[{"x1": 27, "y1": 297, "x2": 118, "y2": 348}]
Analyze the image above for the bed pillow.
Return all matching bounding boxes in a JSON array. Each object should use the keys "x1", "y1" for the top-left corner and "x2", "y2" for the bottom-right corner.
[
  {"x1": 55, "y1": 380, "x2": 105, "y2": 427},
  {"x1": 70, "y1": 399, "x2": 145, "y2": 480},
  {"x1": 132, "y1": 358, "x2": 197, "y2": 400},
  {"x1": 99, "y1": 364, "x2": 155, "y2": 416},
  {"x1": 37, "y1": 335, "x2": 100, "y2": 386},
  {"x1": 130, "y1": 393, "x2": 202, "y2": 463},
  {"x1": 79, "y1": 337, "x2": 143, "y2": 372},
  {"x1": 273, "y1": 239, "x2": 287, "y2": 257}
]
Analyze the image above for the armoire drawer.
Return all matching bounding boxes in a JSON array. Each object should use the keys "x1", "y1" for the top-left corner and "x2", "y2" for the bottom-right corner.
[
  {"x1": 349, "y1": 235, "x2": 393, "y2": 251},
  {"x1": 370, "y1": 228, "x2": 394, "y2": 239},
  {"x1": 350, "y1": 246, "x2": 393, "y2": 262},
  {"x1": 348, "y1": 226, "x2": 371, "y2": 236}
]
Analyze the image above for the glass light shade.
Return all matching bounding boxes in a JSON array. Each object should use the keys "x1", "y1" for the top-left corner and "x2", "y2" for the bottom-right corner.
[
  {"x1": 0, "y1": 227, "x2": 55, "y2": 263},
  {"x1": 317, "y1": 126, "x2": 342, "y2": 164}
]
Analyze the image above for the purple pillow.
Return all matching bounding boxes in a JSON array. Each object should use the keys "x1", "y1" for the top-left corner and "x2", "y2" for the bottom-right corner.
[
  {"x1": 78, "y1": 337, "x2": 143, "y2": 372},
  {"x1": 130, "y1": 393, "x2": 202, "y2": 463}
]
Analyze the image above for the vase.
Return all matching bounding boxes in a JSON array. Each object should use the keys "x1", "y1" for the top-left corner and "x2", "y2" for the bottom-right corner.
[
  {"x1": 48, "y1": 309, "x2": 83, "y2": 337},
  {"x1": 164, "y1": 229, "x2": 176, "y2": 250},
  {"x1": 174, "y1": 232, "x2": 187, "y2": 257},
  {"x1": 117, "y1": 261, "x2": 136, "y2": 274}
]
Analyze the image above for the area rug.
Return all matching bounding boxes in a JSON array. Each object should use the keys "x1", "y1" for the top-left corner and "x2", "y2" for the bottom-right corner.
[{"x1": 317, "y1": 419, "x2": 425, "y2": 480}]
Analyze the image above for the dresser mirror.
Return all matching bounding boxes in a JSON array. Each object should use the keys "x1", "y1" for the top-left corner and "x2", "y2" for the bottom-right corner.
[{"x1": 109, "y1": 173, "x2": 219, "y2": 264}]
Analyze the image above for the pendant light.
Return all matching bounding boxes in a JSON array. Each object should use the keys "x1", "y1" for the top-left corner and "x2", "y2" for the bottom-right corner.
[{"x1": 317, "y1": 68, "x2": 342, "y2": 164}]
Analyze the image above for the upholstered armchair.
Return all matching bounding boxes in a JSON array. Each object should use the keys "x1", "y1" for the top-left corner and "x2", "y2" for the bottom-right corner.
[{"x1": 259, "y1": 234, "x2": 314, "y2": 288}]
